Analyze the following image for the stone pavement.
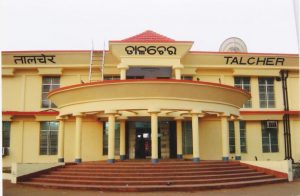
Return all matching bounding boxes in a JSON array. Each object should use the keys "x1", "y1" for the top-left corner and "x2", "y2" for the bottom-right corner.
[{"x1": 3, "y1": 179, "x2": 300, "y2": 196}]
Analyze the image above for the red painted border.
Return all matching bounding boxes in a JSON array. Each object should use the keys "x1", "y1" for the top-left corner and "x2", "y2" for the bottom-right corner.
[
  {"x1": 189, "y1": 50, "x2": 299, "y2": 56},
  {"x1": 240, "y1": 162, "x2": 288, "y2": 179},
  {"x1": 240, "y1": 111, "x2": 300, "y2": 115},
  {"x1": 2, "y1": 50, "x2": 108, "y2": 53},
  {"x1": 4, "y1": 110, "x2": 299, "y2": 116},
  {"x1": 109, "y1": 40, "x2": 194, "y2": 43},
  {"x1": 48, "y1": 79, "x2": 251, "y2": 97},
  {"x1": 2, "y1": 111, "x2": 59, "y2": 116},
  {"x1": 2, "y1": 50, "x2": 297, "y2": 56}
]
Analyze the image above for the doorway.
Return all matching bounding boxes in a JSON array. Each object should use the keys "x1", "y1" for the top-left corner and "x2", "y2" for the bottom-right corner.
[
  {"x1": 134, "y1": 121, "x2": 162, "y2": 159},
  {"x1": 135, "y1": 128, "x2": 151, "y2": 159}
]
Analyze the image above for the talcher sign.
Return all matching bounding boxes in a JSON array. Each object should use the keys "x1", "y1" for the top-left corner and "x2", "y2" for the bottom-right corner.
[{"x1": 224, "y1": 56, "x2": 285, "y2": 66}]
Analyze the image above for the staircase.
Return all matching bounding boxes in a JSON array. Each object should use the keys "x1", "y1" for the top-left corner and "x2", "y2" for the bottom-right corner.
[{"x1": 19, "y1": 160, "x2": 287, "y2": 192}]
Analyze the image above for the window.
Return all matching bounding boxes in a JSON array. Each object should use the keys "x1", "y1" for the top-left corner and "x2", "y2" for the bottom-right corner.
[
  {"x1": 103, "y1": 122, "x2": 120, "y2": 155},
  {"x1": 2, "y1": 122, "x2": 11, "y2": 148},
  {"x1": 234, "y1": 77, "x2": 252, "y2": 108},
  {"x1": 103, "y1": 75, "x2": 120, "y2": 80},
  {"x1": 182, "y1": 121, "x2": 192, "y2": 154},
  {"x1": 262, "y1": 121, "x2": 279, "y2": 153},
  {"x1": 229, "y1": 121, "x2": 247, "y2": 154},
  {"x1": 229, "y1": 121, "x2": 235, "y2": 153},
  {"x1": 181, "y1": 75, "x2": 193, "y2": 80},
  {"x1": 127, "y1": 76, "x2": 144, "y2": 79},
  {"x1": 42, "y1": 77, "x2": 60, "y2": 108},
  {"x1": 258, "y1": 77, "x2": 275, "y2": 108},
  {"x1": 40, "y1": 121, "x2": 58, "y2": 155},
  {"x1": 240, "y1": 121, "x2": 247, "y2": 153}
]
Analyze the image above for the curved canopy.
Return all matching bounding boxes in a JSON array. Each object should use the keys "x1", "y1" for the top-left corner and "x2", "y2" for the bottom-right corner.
[{"x1": 48, "y1": 79, "x2": 251, "y2": 117}]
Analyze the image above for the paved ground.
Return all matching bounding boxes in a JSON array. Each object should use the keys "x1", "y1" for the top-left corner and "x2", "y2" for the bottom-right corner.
[{"x1": 3, "y1": 180, "x2": 300, "y2": 196}]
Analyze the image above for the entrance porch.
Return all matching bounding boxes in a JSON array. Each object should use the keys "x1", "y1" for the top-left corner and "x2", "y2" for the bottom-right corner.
[{"x1": 48, "y1": 79, "x2": 250, "y2": 164}]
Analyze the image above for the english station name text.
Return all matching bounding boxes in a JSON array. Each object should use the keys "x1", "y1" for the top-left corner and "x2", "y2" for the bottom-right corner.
[{"x1": 224, "y1": 56, "x2": 285, "y2": 66}]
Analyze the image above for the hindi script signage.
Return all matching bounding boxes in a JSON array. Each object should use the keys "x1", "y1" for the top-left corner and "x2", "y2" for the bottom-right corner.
[{"x1": 14, "y1": 54, "x2": 56, "y2": 64}]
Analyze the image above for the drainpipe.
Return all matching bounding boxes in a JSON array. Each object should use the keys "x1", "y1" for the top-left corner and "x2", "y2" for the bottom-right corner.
[{"x1": 279, "y1": 70, "x2": 294, "y2": 163}]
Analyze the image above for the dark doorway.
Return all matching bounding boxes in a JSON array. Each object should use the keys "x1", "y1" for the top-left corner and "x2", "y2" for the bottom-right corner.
[
  {"x1": 135, "y1": 128, "x2": 151, "y2": 159},
  {"x1": 169, "y1": 121, "x2": 177, "y2": 158},
  {"x1": 135, "y1": 121, "x2": 161, "y2": 159}
]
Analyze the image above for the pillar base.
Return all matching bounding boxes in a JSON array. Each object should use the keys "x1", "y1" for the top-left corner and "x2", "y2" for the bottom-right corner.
[
  {"x1": 192, "y1": 157, "x2": 200, "y2": 162},
  {"x1": 151, "y1": 159, "x2": 159, "y2": 164},
  {"x1": 74, "y1": 158, "x2": 81, "y2": 163},
  {"x1": 177, "y1": 154, "x2": 183, "y2": 159},
  {"x1": 107, "y1": 159, "x2": 115, "y2": 164},
  {"x1": 120, "y1": 155, "x2": 126, "y2": 160},
  {"x1": 235, "y1": 156, "x2": 241, "y2": 160},
  {"x1": 222, "y1": 157, "x2": 229, "y2": 161},
  {"x1": 58, "y1": 158, "x2": 64, "y2": 163}
]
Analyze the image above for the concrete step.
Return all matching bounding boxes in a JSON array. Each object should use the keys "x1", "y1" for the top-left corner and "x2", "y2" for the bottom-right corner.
[
  {"x1": 65, "y1": 163, "x2": 242, "y2": 169},
  {"x1": 21, "y1": 178, "x2": 287, "y2": 192},
  {"x1": 29, "y1": 174, "x2": 274, "y2": 186},
  {"x1": 74, "y1": 161, "x2": 239, "y2": 166},
  {"x1": 56, "y1": 166, "x2": 248, "y2": 173},
  {"x1": 39, "y1": 171, "x2": 266, "y2": 181},
  {"x1": 47, "y1": 168, "x2": 256, "y2": 177}
]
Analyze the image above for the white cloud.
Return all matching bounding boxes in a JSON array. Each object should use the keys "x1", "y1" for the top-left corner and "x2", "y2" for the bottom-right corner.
[{"x1": 1, "y1": 0, "x2": 298, "y2": 53}]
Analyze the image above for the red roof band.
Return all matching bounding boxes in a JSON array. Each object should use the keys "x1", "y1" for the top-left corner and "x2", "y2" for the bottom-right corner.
[
  {"x1": 3, "y1": 111, "x2": 299, "y2": 117},
  {"x1": 2, "y1": 111, "x2": 59, "y2": 116},
  {"x1": 240, "y1": 111, "x2": 300, "y2": 115}
]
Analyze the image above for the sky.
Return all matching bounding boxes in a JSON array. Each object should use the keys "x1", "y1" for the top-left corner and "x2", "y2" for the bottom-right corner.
[{"x1": 0, "y1": 0, "x2": 299, "y2": 53}]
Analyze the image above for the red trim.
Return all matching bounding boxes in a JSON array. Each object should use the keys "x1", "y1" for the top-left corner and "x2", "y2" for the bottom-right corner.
[
  {"x1": 2, "y1": 50, "x2": 297, "y2": 56},
  {"x1": 189, "y1": 50, "x2": 299, "y2": 56},
  {"x1": 109, "y1": 40, "x2": 194, "y2": 43},
  {"x1": 2, "y1": 111, "x2": 59, "y2": 116},
  {"x1": 240, "y1": 162, "x2": 288, "y2": 179},
  {"x1": 48, "y1": 79, "x2": 251, "y2": 97},
  {"x1": 240, "y1": 111, "x2": 300, "y2": 115},
  {"x1": 2, "y1": 50, "x2": 109, "y2": 53}
]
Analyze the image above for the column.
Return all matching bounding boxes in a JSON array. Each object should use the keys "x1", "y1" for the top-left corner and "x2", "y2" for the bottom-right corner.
[
  {"x1": 234, "y1": 120, "x2": 241, "y2": 160},
  {"x1": 117, "y1": 64, "x2": 129, "y2": 80},
  {"x1": 119, "y1": 118, "x2": 127, "y2": 160},
  {"x1": 192, "y1": 113, "x2": 200, "y2": 162},
  {"x1": 221, "y1": 116, "x2": 229, "y2": 161},
  {"x1": 175, "y1": 69, "x2": 181, "y2": 80},
  {"x1": 57, "y1": 117, "x2": 66, "y2": 163},
  {"x1": 149, "y1": 109, "x2": 160, "y2": 164},
  {"x1": 175, "y1": 117, "x2": 183, "y2": 159},
  {"x1": 74, "y1": 113, "x2": 83, "y2": 163},
  {"x1": 173, "y1": 64, "x2": 184, "y2": 80},
  {"x1": 120, "y1": 68, "x2": 127, "y2": 80},
  {"x1": 108, "y1": 114, "x2": 116, "y2": 163}
]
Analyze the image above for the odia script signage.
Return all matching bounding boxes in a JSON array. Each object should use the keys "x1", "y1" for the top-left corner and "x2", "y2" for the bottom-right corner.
[{"x1": 125, "y1": 46, "x2": 177, "y2": 55}]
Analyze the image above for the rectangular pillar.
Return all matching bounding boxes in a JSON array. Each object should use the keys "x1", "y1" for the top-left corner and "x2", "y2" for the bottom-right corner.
[
  {"x1": 74, "y1": 114, "x2": 82, "y2": 163},
  {"x1": 221, "y1": 116, "x2": 229, "y2": 161},
  {"x1": 108, "y1": 114, "x2": 116, "y2": 163},
  {"x1": 151, "y1": 113, "x2": 158, "y2": 164},
  {"x1": 234, "y1": 120, "x2": 241, "y2": 160},
  {"x1": 176, "y1": 119, "x2": 183, "y2": 159},
  {"x1": 57, "y1": 118, "x2": 65, "y2": 163},
  {"x1": 120, "y1": 68, "x2": 126, "y2": 80},
  {"x1": 175, "y1": 69, "x2": 181, "y2": 80},
  {"x1": 119, "y1": 119, "x2": 126, "y2": 160},
  {"x1": 192, "y1": 114, "x2": 200, "y2": 162}
]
